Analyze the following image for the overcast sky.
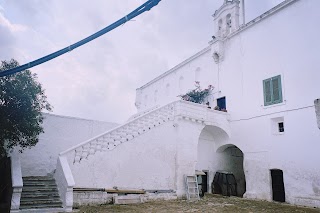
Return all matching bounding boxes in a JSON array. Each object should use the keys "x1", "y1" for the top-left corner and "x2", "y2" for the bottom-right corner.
[{"x1": 0, "y1": 0, "x2": 283, "y2": 123}]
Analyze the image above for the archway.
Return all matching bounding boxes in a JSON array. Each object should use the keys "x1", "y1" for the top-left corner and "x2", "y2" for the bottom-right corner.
[
  {"x1": 215, "y1": 144, "x2": 246, "y2": 197},
  {"x1": 196, "y1": 125, "x2": 230, "y2": 195}
]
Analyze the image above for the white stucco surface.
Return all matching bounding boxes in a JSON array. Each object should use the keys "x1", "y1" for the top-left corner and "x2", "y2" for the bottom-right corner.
[
  {"x1": 132, "y1": 0, "x2": 320, "y2": 208},
  {"x1": 61, "y1": 101, "x2": 230, "y2": 198},
  {"x1": 54, "y1": 156, "x2": 75, "y2": 212},
  {"x1": 13, "y1": 0, "x2": 320, "y2": 210},
  {"x1": 20, "y1": 113, "x2": 118, "y2": 176}
]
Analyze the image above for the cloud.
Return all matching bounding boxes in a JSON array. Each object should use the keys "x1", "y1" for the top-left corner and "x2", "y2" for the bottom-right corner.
[
  {"x1": 0, "y1": 0, "x2": 284, "y2": 123},
  {"x1": 0, "y1": 12, "x2": 27, "y2": 32}
]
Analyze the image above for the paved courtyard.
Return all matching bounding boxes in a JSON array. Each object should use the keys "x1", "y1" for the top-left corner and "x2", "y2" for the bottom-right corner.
[{"x1": 77, "y1": 194, "x2": 320, "y2": 213}]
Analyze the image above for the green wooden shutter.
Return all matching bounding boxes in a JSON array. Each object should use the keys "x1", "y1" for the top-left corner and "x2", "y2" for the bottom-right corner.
[
  {"x1": 272, "y1": 75, "x2": 282, "y2": 104},
  {"x1": 263, "y1": 78, "x2": 272, "y2": 106}
]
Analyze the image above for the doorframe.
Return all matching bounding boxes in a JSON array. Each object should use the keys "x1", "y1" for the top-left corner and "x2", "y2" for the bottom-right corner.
[
  {"x1": 270, "y1": 169, "x2": 286, "y2": 202},
  {"x1": 202, "y1": 170, "x2": 209, "y2": 194}
]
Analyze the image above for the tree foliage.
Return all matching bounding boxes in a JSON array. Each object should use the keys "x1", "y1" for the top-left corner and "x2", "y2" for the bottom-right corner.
[
  {"x1": 179, "y1": 81, "x2": 214, "y2": 104},
  {"x1": 0, "y1": 59, "x2": 51, "y2": 156}
]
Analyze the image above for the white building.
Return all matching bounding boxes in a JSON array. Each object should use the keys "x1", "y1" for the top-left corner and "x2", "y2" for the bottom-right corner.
[{"x1": 9, "y1": 0, "x2": 320, "y2": 212}]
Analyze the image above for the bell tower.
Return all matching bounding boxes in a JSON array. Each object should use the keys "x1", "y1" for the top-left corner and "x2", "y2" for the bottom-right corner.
[{"x1": 213, "y1": 0, "x2": 241, "y2": 38}]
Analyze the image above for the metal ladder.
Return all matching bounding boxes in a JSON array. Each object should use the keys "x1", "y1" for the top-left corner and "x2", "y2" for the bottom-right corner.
[{"x1": 185, "y1": 175, "x2": 200, "y2": 201}]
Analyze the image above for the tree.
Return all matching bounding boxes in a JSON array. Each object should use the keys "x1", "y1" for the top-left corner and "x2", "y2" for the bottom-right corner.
[{"x1": 0, "y1": 59, "x2": 51, "y2": 157}]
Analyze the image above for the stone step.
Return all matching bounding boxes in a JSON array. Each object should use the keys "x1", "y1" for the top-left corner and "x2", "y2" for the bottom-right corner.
[
  {"x1": 20, "y1": 199, "x2": 62, "y2": 206},
  {"x1": 19, "y1": 208, "x2": 65, "y2": 213},
  {"x1": 22, "y1": 186, "x2": 59, "y2": 192},
  {"x1": 20, "y1": 176, "x2": 63, "y2": 211},
  {"x1": 23, "y1": 176, "x2": 54, "y2": 181},
  {"x1": 21, "y1": 191, "x2": 59, "y2": 198},
  {"x1": 23, "y1": 181, "x2": 57, "y2": 186},
  {"x1": 22, "y1": 185, "x2": 57, "y2": 191},
  {"x1": 20, "y1": 203, "x2": 63, "y2": 210}
]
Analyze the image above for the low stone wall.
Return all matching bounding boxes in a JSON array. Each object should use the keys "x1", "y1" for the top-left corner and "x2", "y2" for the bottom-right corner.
[
  {"x1": 73, "y1": 191, "x2": 177, "y2": 207},
  {"x1": 315, "y1": 99, "x2": 320, "y2": 129},
  {"x1": 73, "y1": 191, "x2": 112, "y2": 208}
]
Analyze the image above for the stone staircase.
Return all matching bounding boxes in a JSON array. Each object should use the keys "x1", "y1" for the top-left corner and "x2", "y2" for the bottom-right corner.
[
  {"x1": 20, "y1": 176, "x2": 63, "y2": 212},
  {"x1": 61, "y1": 102, "x2": 176, "y2": 164}
]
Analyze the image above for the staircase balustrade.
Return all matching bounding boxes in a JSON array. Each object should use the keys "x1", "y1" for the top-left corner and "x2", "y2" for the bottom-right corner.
[{"x1": 60, "y1": 100, "x2": 230, "y2": 164}]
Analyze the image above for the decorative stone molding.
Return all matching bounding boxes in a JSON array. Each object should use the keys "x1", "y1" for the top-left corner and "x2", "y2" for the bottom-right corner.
[{"x1": 315, "y1": 99, "x2": 320, "y2": 129}]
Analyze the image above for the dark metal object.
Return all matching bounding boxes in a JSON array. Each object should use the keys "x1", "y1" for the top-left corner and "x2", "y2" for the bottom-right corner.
[{"x1": 212, "y1": 171, "x2": 237, "y2": 197}]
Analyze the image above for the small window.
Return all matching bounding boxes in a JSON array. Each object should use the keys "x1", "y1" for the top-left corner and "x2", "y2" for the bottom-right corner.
[
  {"x1": 263, "y1": 75, "x2": 283, "y2": 106},
  {"x1": 271, "y1": 117, "x2": 284, "y2": 135},
  {"x1": 278, "y1": 122, "x2": 284, "y2": 133}
]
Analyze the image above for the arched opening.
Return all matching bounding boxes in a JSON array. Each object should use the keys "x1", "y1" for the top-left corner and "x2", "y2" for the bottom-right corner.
[
  {"x1": 196, "y1": 125, "x2": 230, "y2": 196},
  {"x1": 218, "y1": 19, "x2": 223, "y2": 36},
  {"x1": 226, "y1": 14, "x2": 232, "y2": 35},
  {"x1": 214, "y1": 144, "x2": 246, "y2": 197}
]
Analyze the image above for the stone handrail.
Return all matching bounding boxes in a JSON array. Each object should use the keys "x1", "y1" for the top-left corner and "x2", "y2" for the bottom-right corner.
[
  {"x1": 54, "y1": 156, "x2": 75, "y2": 212},
  {"x1": 127, "y1": 104, "x2": 160, "y2": 121},
  {"x1": 60, "y1": 101, "x2": 176, "y2": 163},
  {"x1": 10, "y1": 151, "x2": 23, "y2": 212},
  {"x1": 175, "y1": 100, "x2": 231, "y2": 135}
]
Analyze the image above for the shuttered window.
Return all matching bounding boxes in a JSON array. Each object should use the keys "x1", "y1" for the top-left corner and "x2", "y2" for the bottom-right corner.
[{"x1": 263, "y1": 75, "x2": 282, "y2": 106}]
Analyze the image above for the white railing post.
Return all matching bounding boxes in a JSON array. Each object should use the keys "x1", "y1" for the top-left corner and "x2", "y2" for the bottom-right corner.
[
  {"x1": 54, "y1": 156, "x2": 75, "y2": 212},
  {"x1": 10, "y1": 151, "x2": 23, "y2": 213}
]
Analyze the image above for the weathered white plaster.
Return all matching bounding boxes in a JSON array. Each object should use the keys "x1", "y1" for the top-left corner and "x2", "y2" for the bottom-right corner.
[
  {"x1": 20, "y1": 114, "x2": 118, "y2": 176},
  {"x1": 10, "y1": 151, "x2": 23, "y2": 212},
  {"x1": 134, "y1": 0, "x2": 320, "y2": 208},
  {"x1": 60, "y1": 101, "x2": 229, "y2": 199},
  {"x1": 12, "y1": 0, "x2": 320, "y2": 210}
]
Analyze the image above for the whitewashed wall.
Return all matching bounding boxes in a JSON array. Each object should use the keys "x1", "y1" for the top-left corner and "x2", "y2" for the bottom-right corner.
[
  {"x1": 219, "y1": 0, "x2": 320, "y2": 206},
  {"x1": 135, "y1": 47, "x2": 216, "y2": 112},
  {"x1": 20, "y1": 114, "x2": 118, "y2": 176},
  {"x1": 135, "y1": 0, "x2": 320, "y2": 208},
  {"x1": 66, "y1": 119, "x2": 205, "y2": 197}
]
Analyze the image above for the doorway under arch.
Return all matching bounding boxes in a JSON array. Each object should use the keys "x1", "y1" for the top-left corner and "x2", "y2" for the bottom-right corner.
[{"x1": 214, "y1": 144, "x2": 246, "y2": 197}]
